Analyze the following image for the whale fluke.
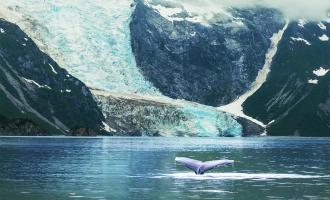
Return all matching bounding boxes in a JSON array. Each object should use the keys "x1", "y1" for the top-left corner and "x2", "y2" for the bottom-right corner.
[{"x1": 175, "y1": 157, "x2": 234, "y2": 175}]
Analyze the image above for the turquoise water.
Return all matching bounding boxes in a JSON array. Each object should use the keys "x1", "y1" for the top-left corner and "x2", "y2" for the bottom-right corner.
[{"x1": 0, "y1": 137, "x2": 330, "y2": 200}]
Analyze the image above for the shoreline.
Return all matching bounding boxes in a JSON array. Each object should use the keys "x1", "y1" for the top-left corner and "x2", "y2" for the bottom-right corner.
[{"x1": 0, "y1": 136, "x2": 328, "y2": 139}]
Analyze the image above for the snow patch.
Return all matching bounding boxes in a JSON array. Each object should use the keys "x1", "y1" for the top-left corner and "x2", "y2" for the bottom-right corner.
[
  {"x1": 65, "y1": 89, "x2": 71, "y2": 93},
  {"x1": 319, "y1": 34, "x2": 329, "y2": 41},
  {"x1": 308, "y1": 79, "x2": 318, "y2": 84},
  {"x1": 290, "y1": 37, "x2": 311, "y2": 45},
  {"x1": 48, "y1": 63, "x2": 58, "y2": 74},
  {"x1": 318, "y1": 22, "x2": 327, "y2": 30},
  {"x1": 0, "y1": 28, "x2": 5, "y2": 33},
  {"x1": 298, "y1": 19, "x2": 306, "y2": 28},
  {"x1": 218, "y1": 22, "x2": 289, "y2": 129},
  {"x1": 102, "y1": 121, "x2": 116, "y2": 132},
  {"x1": 267, "y1": 120, "x2": 275, "y2": 126},
  {"x1": 23, "y1": 78, "x2": 51, "y2": 89},
  {"x1": 313, "y1": 67, "x2": 329, "y2": 77}
]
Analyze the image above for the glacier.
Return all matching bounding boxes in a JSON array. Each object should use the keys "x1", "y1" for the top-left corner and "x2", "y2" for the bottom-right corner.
[
  {"x1": 0, "y1": 0, "x2": 266, "y2": 136},
  {"x1": 93, "y1": 90, "x2": 243, "y2": 137},
  {"x1": 0, "y1": 0, "x2": 160, "y2": 95}
]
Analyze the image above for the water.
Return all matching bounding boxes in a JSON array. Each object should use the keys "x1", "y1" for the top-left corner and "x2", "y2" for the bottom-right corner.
[{"x1": 0, "y1": 137, "x2": 330, "y2": 200}]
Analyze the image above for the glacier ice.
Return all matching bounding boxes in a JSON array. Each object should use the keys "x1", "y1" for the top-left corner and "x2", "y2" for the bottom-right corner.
[
  {"x1": 0, "y1": 0, "x2": 160, "y2": 95},
  {"x1": 179, "y1": 104, "x2": 242, "y2": 137},
  {"x1": 93, "y1": 90, "x2": 243, "y2": 137},
  {"x1": 0, "y1": 0, "x2": 245, "y2": 136}
]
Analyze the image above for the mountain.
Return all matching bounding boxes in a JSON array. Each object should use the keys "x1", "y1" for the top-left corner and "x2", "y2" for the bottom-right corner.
[
  {"x1": 131, "y1": 0, "x2": 285, "y2": 106},
  {"x1": 243, "y1": 20, "x2": 330, "y2": 136},
  {"x1": 0, "y1": 0, "x2": 329, "y2": 137},
  {"x1": 0, "y1": 18, "x2": 104, "y2": 136},
  {"x1": 0, "y1": 0, "x2": 266, "y2": 137}
]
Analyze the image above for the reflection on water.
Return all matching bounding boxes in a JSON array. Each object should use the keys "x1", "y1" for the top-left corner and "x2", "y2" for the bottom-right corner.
[
  {"x1": 0, "y1": 137, "x2": 330, "y2": 200},
  {"x1": 155, "y1": 172, "x2": 330, "y2": 180}
]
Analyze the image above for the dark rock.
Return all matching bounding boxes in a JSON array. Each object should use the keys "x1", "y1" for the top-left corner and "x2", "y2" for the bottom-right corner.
[
  {"x1": 0, "y1": 18, "x2": 104, "y2": 135},
  {"x1": 130, "y1": 1, "x2": 285, "y2": 106},
  {"x1": 0, "y1": 116, "x2": 46, "y2": 136},
  {"x1": 243, "y1": 21, "x2": 330, "y2": 136},
  {"x1": 236, "y1": 117, "x2": 265, "y2": 137},
  {"x1": 69, "y1": 128, "x2": 97, "y2": 136}
]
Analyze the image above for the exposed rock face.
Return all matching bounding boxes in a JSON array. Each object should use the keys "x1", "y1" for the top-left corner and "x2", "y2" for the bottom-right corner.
[
  {"x1": 69, "y1": 128, "x2": 97, "y2": 136},
  {"x1": 236, "y1": 118, "x2": 265, "y2": 137},
  {"x1": 0, "y1": 18, "x2": 104, "y2": 135},
  {"x1": 0, "y1": 118, "x2": 46, "y2": 136},
  {"x1": 94, "y1": 91, "x2": 186, "y2": 136},
  {"x1": 243, "y1": 20, "x2": 330, "y2": 136},
  {"x1": 4, "y1": 1, "x2": 329, "y2": 137},
  {"x1": 92, "y1": 89, "x2": 264, "y2": 137},
  {"x1": 130, "y1": 0, "x2": 285, "y2": 106}
]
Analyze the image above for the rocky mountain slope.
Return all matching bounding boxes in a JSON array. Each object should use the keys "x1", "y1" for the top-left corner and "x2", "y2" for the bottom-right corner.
[
  {"x1": 0, "y1": 18, "x2": 104, "y2": 135},
  {"x1": 0, "y1": 0, "x2": 266, "y2": 137},
  {"x1": 244, "y1": 20, "x2": 330, "y2": 136},
  {"x1": 131, "y1": 0, "x2": 285, "y2": 106},
  {"x1": 1, "y1": 0, "x2": 329, "y2": 137}
]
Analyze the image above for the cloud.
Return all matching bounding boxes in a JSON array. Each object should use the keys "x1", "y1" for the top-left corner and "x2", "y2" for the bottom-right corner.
[
  {"x1": 235, "y1": 0, "x2": 329, "y2": 20},
  {"x1": 163, "y1": 0, "x2": 330, "y2": 21}
]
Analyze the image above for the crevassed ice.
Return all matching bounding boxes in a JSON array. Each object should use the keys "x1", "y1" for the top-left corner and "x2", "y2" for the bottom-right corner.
[
  {"x1": 1, "y1": 0, "x2": 243, "y2": 136},
  {"x1": 179, "y1": 104, "x2": 242, "y2": 137},
  {"x1": 1, "y1": 0, "x2": 160, "y2": 95}
]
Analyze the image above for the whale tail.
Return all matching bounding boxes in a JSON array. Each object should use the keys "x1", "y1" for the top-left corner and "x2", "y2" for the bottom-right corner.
[{"x1": 175, "y1": 157, "x2": 234, "y2": 175}]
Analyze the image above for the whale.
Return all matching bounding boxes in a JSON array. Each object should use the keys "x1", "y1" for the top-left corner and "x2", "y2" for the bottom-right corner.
[{"x1": 175, "y1": 157, "x2": 235, "y2": 175}]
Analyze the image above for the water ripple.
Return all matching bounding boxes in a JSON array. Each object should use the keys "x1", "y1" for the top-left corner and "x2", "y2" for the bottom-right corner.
[{"x1": 153, "y1": 172, "x2": 330, "y2": 180}]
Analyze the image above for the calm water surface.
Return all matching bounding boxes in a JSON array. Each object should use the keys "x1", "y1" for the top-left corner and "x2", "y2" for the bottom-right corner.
[{"x1": 0, "y1": 137, "x2": 330, "y2": 200}]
